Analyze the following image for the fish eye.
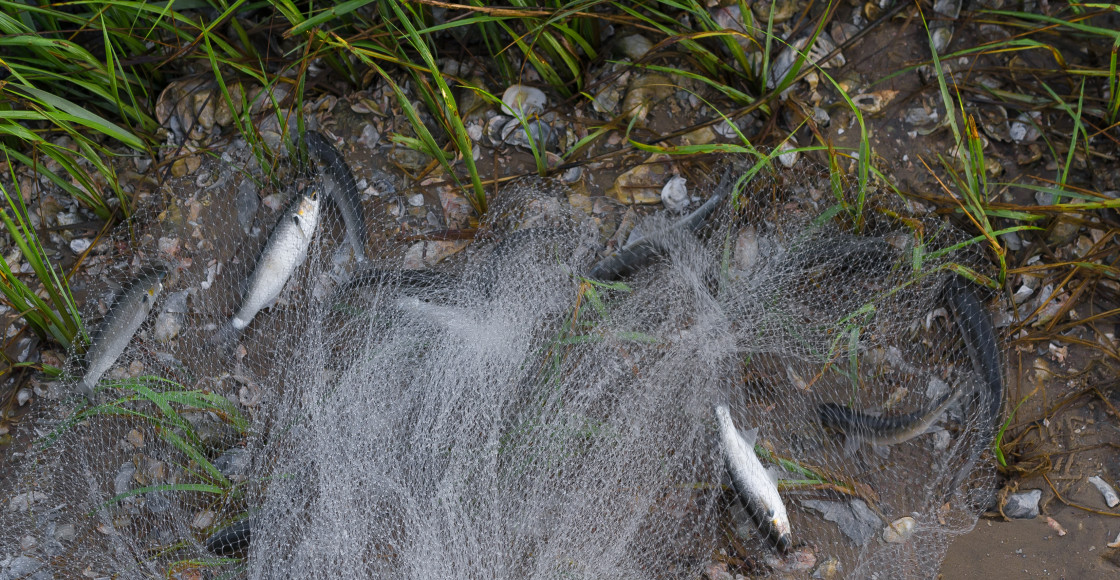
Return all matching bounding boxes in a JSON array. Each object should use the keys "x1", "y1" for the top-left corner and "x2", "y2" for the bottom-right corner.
[{"x1": 309, "y1": 189, "x2": 319, "y2": 200}]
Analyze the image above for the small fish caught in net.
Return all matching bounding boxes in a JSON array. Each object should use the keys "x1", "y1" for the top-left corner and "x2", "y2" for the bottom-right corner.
[{"x1": 1, "y1": 134, "x2": 1002, "y2": 579}]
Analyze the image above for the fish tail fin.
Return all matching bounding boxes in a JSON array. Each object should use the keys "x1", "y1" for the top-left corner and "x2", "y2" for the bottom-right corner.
[{"x1": 75, "y1": 380, "x2": 97, "y2": 404}]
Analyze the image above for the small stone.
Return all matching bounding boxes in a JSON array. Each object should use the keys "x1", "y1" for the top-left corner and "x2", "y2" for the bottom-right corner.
[
  {"x1": 680, "y1": 126, "x2": 716, "y2": 146},
  {"x1": 69, "y1": 238, "x2": 92, "y2": 254},
  {"x1": 1003, "y1": 489, "x2": 1042, "y2": 518},
  {"x1": 617, "y1": 34, "x2": 653, "y2": 60},
  {"x1": 16, "y1": 387, "x2": 32, "y2": 406},
  {"x1": 407, "y1": 193, "x2": 425, "y2": 207},
  {"x1": 358, "y1": 124, "x2": 380, "y2": 149},
  {"x1": 125, "y1": 429, "x2": 145, "y2": 448},
  {"x1": 609, "y1": 154, "x2": 673, "y2": 204}
]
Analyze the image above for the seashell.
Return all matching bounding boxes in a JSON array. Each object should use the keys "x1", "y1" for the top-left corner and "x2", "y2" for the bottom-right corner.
[
  {"x1": 777, "y1": 139, "x2": 799, "y2": 168},
  {"x1": 931, "y1": 26, "x2": 954, "y2": 54},
  {"x1": 933, "y1": 0, "x2": 962, "y2": 18},
  {"x1": 621, "y1": 74, "x2": 674, "y2": 126},
  {"x1": 616, "y1": 34, "x2": 653, "y2": 60},
  {"x1": 882, "y1": 516, "x2": 916, "y2": 543},
  {"x1": 978, "y1": 105, "x2": 1011, "y2": 142},
  {"x1": 1010, "y1": 111, "x2": 1042, "y2": 143},
  {"x1": 753, "y1": 0, "x2": 799, "y2": 24},
  {"x1": 1088, "y1": 475, "x2": 1119, "y2": 507},
  {"x1": 660, "y1": 176, "x2": 688, "y2": 212},
  {"x1": 501, "y1": 84, "x2": 547, "y2": 118},
  {"x1": 502, "y1": 119, "x2": 553, "y2": 150},
  {"x1": 830, "y1": 22, "x2": 861, "y2": 46},
  {"x1": 486, "y1": 115, "x2": 513, "y2": 146},
  {"x1": 768, "y1": 37, "x2": 845, "y2": 90},
  {"x1": 852, "y1": 90, "x2": 899, "y2": 114}
]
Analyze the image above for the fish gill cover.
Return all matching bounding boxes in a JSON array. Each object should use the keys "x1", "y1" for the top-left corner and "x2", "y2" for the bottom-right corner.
[{"x1": 1, "y1": 141, "x2": 1000, "y2": 579}]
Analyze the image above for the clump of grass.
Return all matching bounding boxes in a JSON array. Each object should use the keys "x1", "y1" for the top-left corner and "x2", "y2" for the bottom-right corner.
[{"x1": 0, "y1": 174, "x2": 84, "y2": 349}]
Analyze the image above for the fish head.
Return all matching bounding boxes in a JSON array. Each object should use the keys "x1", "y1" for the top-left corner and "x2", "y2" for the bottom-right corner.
[
  {"x1": 293, "y1": 191, "x2": 322, "y2": 236},
  {"x1": 144, "y1": 269, "x2": 169, "y2": 303}
]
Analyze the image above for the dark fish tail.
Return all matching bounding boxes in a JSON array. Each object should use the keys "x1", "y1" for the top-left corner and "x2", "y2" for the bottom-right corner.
[
  {"x1": 587, "y1": 167, "x2": 735, "y2": 281},
  {"x1": 306, "y1": 130, "x2": 368, "y2": 261},
  {"x1": 943, "y1": 274, "x2": 1003, "y2": 491},
  {"x1": 204, "y1": 519, "x2": 252, "y2": 556}
]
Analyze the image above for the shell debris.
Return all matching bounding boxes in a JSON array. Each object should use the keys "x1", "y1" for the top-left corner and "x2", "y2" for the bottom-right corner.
[{"x1": 1088, "y1": 475, "x2": 1119, "y2": 508}]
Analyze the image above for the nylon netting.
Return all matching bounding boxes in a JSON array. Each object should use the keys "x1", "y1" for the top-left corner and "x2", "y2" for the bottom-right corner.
[{"x1": 1, "y1": 139, "x2": 1001, "y2": 579}]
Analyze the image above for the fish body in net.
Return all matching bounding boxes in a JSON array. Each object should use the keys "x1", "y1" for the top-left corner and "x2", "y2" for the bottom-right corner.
[
  {"x1": 217, "y1": 190, "x2": 321, "y2": 342},
  {"x1": 818, "y1": 387, "x2": 963, "y2": 450},
  {"x1": 305, "y1": 130, "x2": 368, "y2": 262},
  {"x1": 943, "y1": 274, "x2": 1003, "y2": 490},
  {"x1": 204, "y1": 519, "x2": 252, "y2": 557},
  {"x1": 77, "y1": 267, "x2": 167, "y2": 400},
  {"x1": 716, "y1": 405, "x2": 793, "y2": 554},
  {"x1": 587, "y1": 169, "x2": 733, "y2": 281}
]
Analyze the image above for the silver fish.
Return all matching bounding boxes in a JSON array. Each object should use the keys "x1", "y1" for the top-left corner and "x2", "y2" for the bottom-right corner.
[
  {"x1": 214, "y1": 190, "x2": 321, "y2": 344},
  {"x1": 78, "y1": 268, "x2": 168, "y2": 400},
  {"x1": 305, "y1": 130, "x2": 368, "y2": 262},
  {"x1": 716, "y1": 405, "x2": 793, "y2": 553},
  {"x1": 818, "y1": 387, "x2": 963, "y2": 451}
]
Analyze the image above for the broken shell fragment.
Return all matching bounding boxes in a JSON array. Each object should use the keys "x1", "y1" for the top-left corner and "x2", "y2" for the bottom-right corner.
[
  {"x1": 1010, "y1": 111, "x2": 1042, "y2": 143},
  {"x1": 852, "y1": 90, "x2": 899, "y2": 114},
  {"x1": 1088, "y1": 475, "x2": 1120, "y2": 508},
  {"x1": 621, "y1": 74, "x2": 674, "y2": 126}
]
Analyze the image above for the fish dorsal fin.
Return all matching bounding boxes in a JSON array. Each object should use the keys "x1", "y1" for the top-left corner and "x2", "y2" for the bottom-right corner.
[
  {"x1": 767, "y1": 466, "x2": 780, "y2": 486},
  {"x1": 740, "y1": 427, "x2": 758, "y2": 448}
]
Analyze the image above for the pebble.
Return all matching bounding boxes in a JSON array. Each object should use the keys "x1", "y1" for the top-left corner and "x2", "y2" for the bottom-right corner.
[
  {"x1": 1003, "y1": 489, "x2": 1042, "y2": 519},
  {"x1": 69, "y1": 238, "x2": 92, "y2": 254},
  {"x1": 407, "y1": 193, "x2": 425, "y2": 207}
]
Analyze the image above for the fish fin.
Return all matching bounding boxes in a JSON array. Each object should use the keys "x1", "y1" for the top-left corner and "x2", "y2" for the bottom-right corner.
[
  {"x1": 740, "y1": 427, "x2": 758, "y2": 447},
  {"x1": 75, "y1": 380, "x2": 97, "y2": 403},
  {"x1": 767, "y1": 467, "x2": 781, "y2": 486},
  {"x1": 210, "y1": 322, "x2": 243, "y2": 351},
  {"x1": 872, "y1": 444, "x2": 891, "y2": 459}
]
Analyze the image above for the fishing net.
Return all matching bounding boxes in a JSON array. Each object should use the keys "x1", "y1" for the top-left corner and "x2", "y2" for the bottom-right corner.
[{"x1": 1, "y1": 138, "x2": 1002, "y2": 579}]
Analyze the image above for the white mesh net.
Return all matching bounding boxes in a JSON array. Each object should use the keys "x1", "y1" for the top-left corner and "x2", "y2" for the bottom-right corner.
[{"x1": 1, "y1": 141, "x2": 1002, "y2": 579}]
